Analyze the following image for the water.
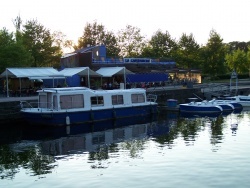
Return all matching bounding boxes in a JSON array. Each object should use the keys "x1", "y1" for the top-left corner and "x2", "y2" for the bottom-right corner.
[{"x1": 1, "y1": 109, "x2": 250, "y2": 188}]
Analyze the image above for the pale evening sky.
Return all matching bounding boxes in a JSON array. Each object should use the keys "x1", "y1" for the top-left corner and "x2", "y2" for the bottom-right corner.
[{"x1": 1, "y1": 0, "x2": 250, "y2": 47}]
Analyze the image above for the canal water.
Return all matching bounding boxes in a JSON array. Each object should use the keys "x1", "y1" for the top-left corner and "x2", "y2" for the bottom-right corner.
[{"x1": 1, "y1": 109, "x2": 250, "y2": 188}]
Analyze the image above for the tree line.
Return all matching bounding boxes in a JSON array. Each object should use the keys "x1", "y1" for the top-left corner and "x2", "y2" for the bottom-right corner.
[{"x1": 1, "y1": 16, "x2": 250, "y2": 79}]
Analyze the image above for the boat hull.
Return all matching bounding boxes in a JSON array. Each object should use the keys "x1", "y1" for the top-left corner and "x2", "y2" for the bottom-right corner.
[
  {"x1": 179, "y1": 103, "x2": 222, "y2": 115},
  {"x1": 21, "y1": 105, "x2": 158, "y2": 126}
]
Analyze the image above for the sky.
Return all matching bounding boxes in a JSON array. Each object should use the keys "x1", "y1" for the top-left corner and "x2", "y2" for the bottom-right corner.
[{"x1": 1, "y1": 0, "x2": 250, "y2": 47}]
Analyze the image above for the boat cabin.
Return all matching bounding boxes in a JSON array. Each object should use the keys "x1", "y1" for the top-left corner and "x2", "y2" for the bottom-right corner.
[{"x1": 37, "y1": 87, "x2": 152, "y2": 111}]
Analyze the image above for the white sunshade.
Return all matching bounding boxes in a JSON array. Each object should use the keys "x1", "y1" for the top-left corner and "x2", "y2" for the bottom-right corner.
[
  {"x1": 0, "y1": 67, "x2": 64, "y2": 78},
  {"x1": 59, "y1": 67, "x2": 101, "y2": 77},
  {"x1": 96, "y1": 67, "x2": 134, "y2": 77}
]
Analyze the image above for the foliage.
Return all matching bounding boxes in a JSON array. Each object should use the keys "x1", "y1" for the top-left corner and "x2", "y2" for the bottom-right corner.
[
  {"x1": 144, "y1": 30, "x2": 177, "y2": 59},
  {"x1": 75, "y1": 21, "x2": 120, "y2": 57},
  {"x1": 201, "y1": 30, "x2": 227, "y2": 75},
  {"x1": 175, "y1": 33, "x2": 201, "y2": 69},
  {"x1": 117, "y1": 25, "x2": 145, "y2": 57},
  {"x1": 225, "y1": 49, "x2": 248, "y2": 74},
  {"x1": 0, "y1": 28, "x2": 33, "y2": 72},
  {"x1": 22, "y1": 19, "x2": 62, "y2": 68}
]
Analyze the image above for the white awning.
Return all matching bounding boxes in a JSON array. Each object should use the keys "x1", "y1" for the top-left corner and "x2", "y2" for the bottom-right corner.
[
  {"x1": 0, "y1": 67, "x2": 64, "y2": 78},
  {"x1": 59, "y1": 67, "x2": 101, "y2": 77},
  {"x1": 96, "y1": 67, "x2": 134, "y2": 77}
]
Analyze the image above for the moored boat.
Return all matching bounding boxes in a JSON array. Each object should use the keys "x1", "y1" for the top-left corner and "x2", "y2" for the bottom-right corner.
[
  {"x1": 179, "y1": 101, "x2": 223, "y2": 116},
  {"x1": 20, "y1": 87, "x2": 158, "y2": 126},
  {"x1": 209, "y1": 98, "x2": 243, "y2": 113},
  {"x1": 217, "y1": 95, "x2": 250, "y2": 107}
]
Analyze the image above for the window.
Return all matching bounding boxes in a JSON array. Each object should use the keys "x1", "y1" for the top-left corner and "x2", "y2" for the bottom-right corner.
[
  {"x1": 39, "y1": 95, "x2": 47, "y2": 108},
  {"x1": 60, "y1": 94, "x2": 84, "y2": 109},
  {"x1": 112, "y1": 95, "x2": 124, "y2": 105},
  {"x1": 53, "y1": 95, "x2": 58, "y2": 110},
  {"x1": 91, "y1": 96, "x2": 104, "y2": 106},
  {"x1": 131, "y1": 94, "x2": 145, "y2": 103}
]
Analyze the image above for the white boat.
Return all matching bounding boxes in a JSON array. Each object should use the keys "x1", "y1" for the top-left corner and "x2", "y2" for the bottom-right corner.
[
  {"x1": 20, "y1": 87, "x2": 158, "y2": 126},
  {"x1": 217, "y1": 95, "x2": 250, "y2": 107},
  {"x1": 179, "y1": 101, "x2": 223, "y2": 116},
  {"x1": 209, "y1": 98, "x2": 243, "y2": 113}
]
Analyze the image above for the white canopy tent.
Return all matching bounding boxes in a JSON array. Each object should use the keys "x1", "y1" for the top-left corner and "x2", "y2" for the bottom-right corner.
[
  {"x1": 96, "y1": 67, "x2": 134, "y2": 89},
  {"x1": 59, "y1": 67, "x2": 102, "y2": 87},
  {"x1": 0, "y1": 67, "x2": 64, "y2": 97}
]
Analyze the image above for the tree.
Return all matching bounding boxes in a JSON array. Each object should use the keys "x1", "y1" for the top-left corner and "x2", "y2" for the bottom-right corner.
[
  {"x1": 175, "y1": 33, "x2": 200, "y2": 69},
  {"x1": 76, "y1": 21, "x2": 105, "y2": 49},
  {"x1": 225, "y1": 49, "x2": 248, "y2": 74},
  {"x1": 147, "y1": 30, "x2": 177, "y2": 59},
  {"x1": 76, "y1": 21, "x2": 120, "y2": 57},
  {"x1": 22, "y1": 19, "x2": 62, "y2": 67},
  {"x1": 52, "y1": 31, "x2": 74, "y2": 53},
  {"x1": 101, "y1": 31, "x2": 120, "y2": 57},
  {"x1": 201, "y1": 30, "x2": 226, "y2": 77},
  {"x1": 117, "y1": 25, "x2": 145, "y2": 57},
  {"x1": 0, "y1": 28, "x2": 33, "y2": 72}
]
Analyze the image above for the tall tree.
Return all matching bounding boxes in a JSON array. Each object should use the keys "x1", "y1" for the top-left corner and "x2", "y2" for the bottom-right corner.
[
  {"x1": 76, "y1": 21, "x2": 105, "y2": 49},
  {"x1": 175, "y1": 33, "x2": 200, "y2": 69},
  {"x1": 76, "y1": 21, "x2": 120, "y2": 57},
  {"x1": 225, "y1": 49, "x2": 248, "y2": 74},
  {"x1": 0, "y1": 28, "x2": 33, "y2": 72},
  {"x1": 201, "y1": 30, "x2": 226, "y2": 76},
  {"x1": 117, "y1": 25, "x2": 145, "y2": 57},
  {"x1": 147, "y1": 30, "x2": 177, "y2": 59},
  {"x1": 101, "y1": 31, "x2": 120, "y2": 57},
  {"x1": 22, "y1": 19, "x2": 62, "y2": 67}
]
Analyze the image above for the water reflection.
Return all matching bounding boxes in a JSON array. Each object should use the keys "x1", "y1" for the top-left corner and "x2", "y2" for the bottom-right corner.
[{"x1": 0, "y1": 110, "x2": 247, "y2": 180}]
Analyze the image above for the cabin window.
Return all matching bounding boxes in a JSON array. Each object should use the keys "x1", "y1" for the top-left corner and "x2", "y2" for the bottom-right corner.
[
  {"x1": 53, "y1": 95, "x2": 58, "y2": 110},
  {"x1": 131, "y1": 94, "x2": 145, "y2": 103},
  {"x1": 91, "y1": 96, "x2": 104, "y2": 106},
  {"x1": 39, "y1": 95, "x2": 47, "y2": 108},
  {"x1": 60, "y1": 94, "x2": 84, "y2": 109},
  {"x1": 112, "y1": 95, "x2": 124, "y2": 105}
]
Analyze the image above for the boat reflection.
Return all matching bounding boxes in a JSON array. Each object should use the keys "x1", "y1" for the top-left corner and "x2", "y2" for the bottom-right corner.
[
  {"x1": 39, "y1": 115, "x2": 172, "y2": 156},
  {"x1": 179, "y1": 111, "x2": 222, "y2": 118}
]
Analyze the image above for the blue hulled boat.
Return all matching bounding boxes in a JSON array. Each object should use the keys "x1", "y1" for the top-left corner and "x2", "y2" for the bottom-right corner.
[
  {"x1": 20, "y1": 87, "x2": 158, "y2": 126},
  {"x1": 179, "y1": 101, "x2": 223, "y2": 116}
]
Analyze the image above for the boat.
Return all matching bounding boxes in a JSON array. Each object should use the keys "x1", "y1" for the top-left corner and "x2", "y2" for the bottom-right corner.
[
  {"x1": 179, "y1": 101, "x2": 223, "y2": 116},
  {"x1": 20, "y1": 87, "x2": 158, "y2": 126},
  {"x1": 217, "y1": 95, "x2": 250, "y2": 107},
  {"x1": 209, "y1": 98, "x2": 243, "y2": 113},
  {"x1": 207, "y1": 99, "x2": 235, "y2": 115}
]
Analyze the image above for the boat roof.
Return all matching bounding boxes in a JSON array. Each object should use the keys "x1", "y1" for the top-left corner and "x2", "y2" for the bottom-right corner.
[{"x1": 38, "y1": 87, "x2": 146, "y2": 94}]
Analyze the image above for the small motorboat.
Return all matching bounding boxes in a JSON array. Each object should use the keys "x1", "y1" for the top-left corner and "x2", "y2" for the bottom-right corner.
[
  {"x1": 209, "y1": 98, "x2": 243, "y2": 113},
  {"x1": 179, "y1": 101, "x2": 223, "y2": 116}
]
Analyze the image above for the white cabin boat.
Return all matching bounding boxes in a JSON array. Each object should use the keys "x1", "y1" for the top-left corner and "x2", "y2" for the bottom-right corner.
[{"x1": 20, "y1": 87, "x2": 158, "y2": 126}]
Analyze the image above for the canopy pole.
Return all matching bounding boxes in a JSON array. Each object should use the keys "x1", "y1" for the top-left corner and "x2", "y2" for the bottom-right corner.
[
  {"x1": 5, "y1": 68, "x2": 9, "y2": 97},
  {"x1": 88, "y1": 68, "x2": 90, "y2": 88},
  {"x1": 19, "y1": 78, "x2": 21, "y2": 97},
  {"x1": 123, "y1": 67, "x2": 126, "y2": 89}
]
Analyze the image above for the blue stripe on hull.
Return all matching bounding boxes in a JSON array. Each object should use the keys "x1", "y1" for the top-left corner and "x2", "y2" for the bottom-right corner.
[
  {"x1": 21, "y1": 105, "x2": 157, "y2": 126},
  {"x1": 179, "y1": 105, "x2": 222, "y2": 114}
]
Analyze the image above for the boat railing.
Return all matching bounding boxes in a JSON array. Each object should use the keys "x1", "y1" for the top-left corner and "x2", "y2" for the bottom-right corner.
[
  {"x1": 20, "y1": 101, "x2": 35, "y2": 109},
  {"x1": 147, "y1": 94, "x2": 157, "y2": 102},
  {"x1": 20, "y1": 101, "x2": 52, "y2": 109}
]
